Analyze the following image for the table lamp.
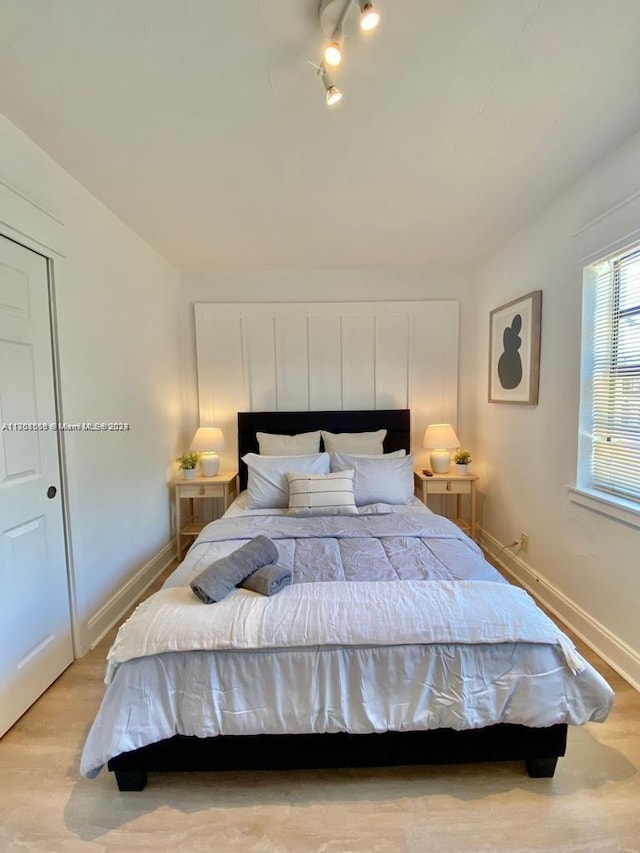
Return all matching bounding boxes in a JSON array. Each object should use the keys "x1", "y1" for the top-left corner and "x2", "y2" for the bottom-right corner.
[
  {"x1": 422, "y1": 423, "x2": 460, "y2": 474},
  {"x1": 189, "y1": 427, "x2": 226, "y2": 476}
]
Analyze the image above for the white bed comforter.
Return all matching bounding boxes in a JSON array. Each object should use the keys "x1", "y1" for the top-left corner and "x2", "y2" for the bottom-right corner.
[
  {"x1": 105, "y1": 580, "x2": 585, "y2": 683},
  {"x1": 81, "y1": 511, "x2": 614, "y2": 778}
]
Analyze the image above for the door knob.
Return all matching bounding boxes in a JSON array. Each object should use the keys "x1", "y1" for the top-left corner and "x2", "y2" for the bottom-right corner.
[{"x1": 47, "y1": 486, "x2": 57, "y2": 499}]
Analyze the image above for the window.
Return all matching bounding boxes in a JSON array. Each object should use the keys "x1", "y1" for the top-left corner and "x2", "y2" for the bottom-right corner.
[{"x1": 577, "y1": 242, "x2": 640, "y2": 508}]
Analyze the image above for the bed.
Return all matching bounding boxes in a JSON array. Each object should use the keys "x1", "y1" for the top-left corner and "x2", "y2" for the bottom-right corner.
[{"x1": 81, "y1": 409, "x2": 613, "y2": 791}]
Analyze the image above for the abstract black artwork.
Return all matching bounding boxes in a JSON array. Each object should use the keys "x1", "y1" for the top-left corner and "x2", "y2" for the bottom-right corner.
[{"x1": 489, "y1": 291, "x2": 542, "y2": 404}]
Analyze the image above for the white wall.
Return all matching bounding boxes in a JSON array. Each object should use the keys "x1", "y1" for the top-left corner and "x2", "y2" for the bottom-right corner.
[
  {"x1": 180, "y1": 269, "x2": 476, "y2": 463},
  {"x1": 472, "y1": 127, "x2": 640, "y2": 687},
  {"x1": 0, "y1": 113, "x2": 183, "y2": 655}
]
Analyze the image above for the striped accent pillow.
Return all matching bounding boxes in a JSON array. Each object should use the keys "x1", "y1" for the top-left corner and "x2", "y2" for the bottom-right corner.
[{"x1": 287, "y1": 469, "x2": 358, "y2": 517}]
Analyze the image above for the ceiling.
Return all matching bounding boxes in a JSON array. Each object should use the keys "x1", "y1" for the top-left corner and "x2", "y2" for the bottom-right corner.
[{"x1": 2, "y1": 0, "x2": 640, "y2": 272}]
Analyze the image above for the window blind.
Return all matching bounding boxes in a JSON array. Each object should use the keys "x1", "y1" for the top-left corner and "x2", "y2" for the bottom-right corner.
[{"x1": 590, "y1": 247, "x2": 640, "y2": 502}]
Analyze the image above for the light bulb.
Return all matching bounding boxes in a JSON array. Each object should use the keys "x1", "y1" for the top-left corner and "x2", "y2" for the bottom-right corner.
[
  {"x1": 360, "y1": 3, "x2": 380, "y2": 31},
  {"x1": 323, "y1": 41, "x2": 342, "y2": 67},
  {"x1": 326, "y1": 85, "x2": 342, "y2": 106}
]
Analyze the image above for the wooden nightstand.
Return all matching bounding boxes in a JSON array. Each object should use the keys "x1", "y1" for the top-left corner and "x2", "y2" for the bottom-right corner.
[
  {"x1": 172, "y1": 471, "x2": 238, "y2": 560},
  {"x1": 414, "y1": 470, "x2": 478, "y2": 540}
]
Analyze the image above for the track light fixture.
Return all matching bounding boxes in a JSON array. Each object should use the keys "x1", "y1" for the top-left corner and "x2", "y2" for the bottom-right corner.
[
  {"x1": 316, "y1": 0, "x2": 381, "y2": 106},
  {"x1": 322, "y1": 70, "x2": 343, "y2": 106},
  {"x1": 323, "y1": 40, "x2": 343, "y2": 67},
  {"x1": 358, "y1": 1, "x2": 380, "y2": 31}
]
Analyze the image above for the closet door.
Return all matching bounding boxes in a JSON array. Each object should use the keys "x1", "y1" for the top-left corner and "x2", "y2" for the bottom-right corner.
[{"x1": 0, "y1": 234, "x2": 72, "y2": 737}]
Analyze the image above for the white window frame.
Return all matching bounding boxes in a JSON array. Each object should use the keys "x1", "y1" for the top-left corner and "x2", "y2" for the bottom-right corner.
[{"x1": 571, "y1": 239, "x2": 640, "y2": 529}]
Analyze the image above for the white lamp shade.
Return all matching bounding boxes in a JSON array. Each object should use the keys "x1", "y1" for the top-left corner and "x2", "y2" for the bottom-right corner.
[
  {"x1": 421, "y1": 424, "x2": 460, "y2": 450},
  {"x1": 189, "y1": 427, "x2": 226, "y2": 476},
  {"x1": 189, "y1": 427, "x2": 226, "y2": 453},
  {"x1": 421, "y1": 423, "x2": 460, "y2": 474}
]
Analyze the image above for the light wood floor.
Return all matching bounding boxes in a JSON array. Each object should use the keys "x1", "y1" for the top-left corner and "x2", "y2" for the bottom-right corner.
[{"x1": 1, "y1": 564, "x2": 639, "y2": 853}]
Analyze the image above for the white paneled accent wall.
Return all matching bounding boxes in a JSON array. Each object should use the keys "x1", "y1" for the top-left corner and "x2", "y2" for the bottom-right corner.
[{"x1": 195, "y1": 301, "x2": 459, "y2": 467}]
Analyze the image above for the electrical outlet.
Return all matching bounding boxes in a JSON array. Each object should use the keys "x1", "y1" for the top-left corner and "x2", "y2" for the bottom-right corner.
[{"x1": 520, "y1": 532, "x2": 529, "y2": 553}]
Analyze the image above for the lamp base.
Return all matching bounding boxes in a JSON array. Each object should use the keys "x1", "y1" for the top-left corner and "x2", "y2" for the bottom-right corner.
[
  {"x1": 430, "y1": 449, "x2": 451, "y2": 474},
  {"x1": 200, "y1": 453, "x2": 220, "y2": 477}
]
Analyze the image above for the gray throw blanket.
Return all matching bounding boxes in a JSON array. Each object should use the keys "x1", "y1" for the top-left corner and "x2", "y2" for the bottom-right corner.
[
  {"x1": 240, "y1": 565, "x2": 292, "y2": 596},
  {"x1": 190, "y1": 535, "x2": 279, "y2": 603}
]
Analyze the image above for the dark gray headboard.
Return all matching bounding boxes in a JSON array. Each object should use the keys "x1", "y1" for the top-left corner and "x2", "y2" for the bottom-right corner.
[{"x1": 237, "y1": 409, "x2": 411, "y2": 490}]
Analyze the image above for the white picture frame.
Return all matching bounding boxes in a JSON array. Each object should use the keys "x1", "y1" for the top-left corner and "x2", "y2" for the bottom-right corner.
[{"x1": 488, "y1": 290, "x2": 542, "y2": 404}]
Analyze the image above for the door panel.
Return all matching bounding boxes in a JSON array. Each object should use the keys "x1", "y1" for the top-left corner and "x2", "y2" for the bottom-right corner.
[
  {"x1": 0, "y1": 234, "x2": 72, "y2": 737},
  {"x1": 0, "y1": 340, "x2": 40, "y2": 479}
]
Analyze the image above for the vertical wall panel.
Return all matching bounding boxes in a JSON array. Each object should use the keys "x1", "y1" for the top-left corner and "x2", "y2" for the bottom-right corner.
[
  {"x1": 308, "y1": 316, "x2": 342, "y2": 410},
  {"x1": 375, "y1": 315, "x2": 409, "y2": 408},
  {"x1": 242, "y1": 317, "x2": 276, "y2": 411},
  {"x1": 275, "y1": 317, "x2": 309, "y2": 411},
  {"x1": 195, "y1": 301, "x2": 459, "y2": 463},
  {"x1": 409, "y1": 301, "x2": 459, "y2": 453},
  {"x1": 195, "y1": 306, "x2": 246, "y2": 439},
  {"x1": 342, "y1": 316, "x2": 375, "y2": 409}
]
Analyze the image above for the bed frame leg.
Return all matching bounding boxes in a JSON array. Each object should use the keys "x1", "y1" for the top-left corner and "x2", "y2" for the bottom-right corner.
[
  {"x1": 114, "y1": 769, "x2": 148, "y2": 791},
  {"x1": 526, "y1": 756, "x2": 558, "y2": 778}
]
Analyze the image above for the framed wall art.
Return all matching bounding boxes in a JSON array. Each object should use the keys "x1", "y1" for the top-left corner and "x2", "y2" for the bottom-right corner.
[{"x1": 488, "y1": 290, "x2": 542, "y2": 404}]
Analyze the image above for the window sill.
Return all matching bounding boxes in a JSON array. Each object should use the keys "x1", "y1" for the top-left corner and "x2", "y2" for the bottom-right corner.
[{"x1": 568, "y1": 486, "x2": 640, "y2": 530}]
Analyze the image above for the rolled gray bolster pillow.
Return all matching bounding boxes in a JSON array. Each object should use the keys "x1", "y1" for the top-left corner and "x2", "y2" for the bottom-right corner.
[
  {"x1": 240, "y1": 565, "x2": 292, "y2": 596},
  {"x1": 190, "y1": 535, "x2": 279, "y2": 604}
]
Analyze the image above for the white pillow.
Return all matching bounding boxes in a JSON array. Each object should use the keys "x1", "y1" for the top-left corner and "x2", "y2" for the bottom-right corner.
[
  {"x1": 330, "y1": 452, "x2": 415, "y2": 506},
  {"x1": 243, "y1": 452, "x2": 330, "y2": 509},
  {"x1": 287, "y1": 470, "x2": 358, "y2": 517},
  {"x1": 321, "y1": 429, "x2": 387, "y2": 455},
  {"x1": 337, "y1": 449, "x2": 406, "y2": 459},
  {"x1": 257, "y1": 430, "x2": 321, "y2": 456}
]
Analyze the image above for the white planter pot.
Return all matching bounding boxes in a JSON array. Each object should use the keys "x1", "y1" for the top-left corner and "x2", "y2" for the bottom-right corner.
[
  {"x1": 454, "y1": 463, "x2": 468, "y2": 475},
  {"x1": 182, "y1": 468, "x2": 197, "y2": 480}
]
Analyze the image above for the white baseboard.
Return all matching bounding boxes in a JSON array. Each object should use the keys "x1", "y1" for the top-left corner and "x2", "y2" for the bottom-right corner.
[
  {"x1": 479, "y1": 528, "x2": 640, "y2": 692},
  {"x1": 83, "y1": 539, "x2": 176, "y2": 655}
]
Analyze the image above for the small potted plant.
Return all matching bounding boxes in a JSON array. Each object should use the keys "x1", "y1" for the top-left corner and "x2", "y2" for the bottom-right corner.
[
  {"x1": 176, "y1": 451, "x2": 201, "y2": 480},
  {"x1": 453, "y1": 448, "x2": 471, "y2": 474}
]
